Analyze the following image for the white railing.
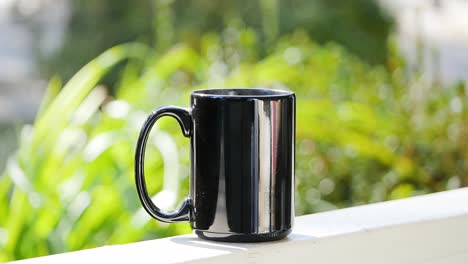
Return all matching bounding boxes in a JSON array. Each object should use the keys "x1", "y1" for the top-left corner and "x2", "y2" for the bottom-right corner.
[{"x1": 14, "y1": 188, "x2": 468, "y2": 264}]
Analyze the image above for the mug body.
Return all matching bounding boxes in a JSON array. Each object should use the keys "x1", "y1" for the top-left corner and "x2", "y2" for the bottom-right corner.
[{"x1": 190, "y1": 88, "x2": 295, "y2": 242}]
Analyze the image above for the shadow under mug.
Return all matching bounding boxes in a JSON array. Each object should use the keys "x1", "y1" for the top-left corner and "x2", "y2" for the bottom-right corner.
[{"x1": 135, "y1": 88, "x2": 295, "y2": 242}]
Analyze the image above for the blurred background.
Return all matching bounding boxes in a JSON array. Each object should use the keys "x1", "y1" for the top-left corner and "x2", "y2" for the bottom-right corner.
[{"x1": 1, "y1": 0, "x2": 467, "y2": 261}]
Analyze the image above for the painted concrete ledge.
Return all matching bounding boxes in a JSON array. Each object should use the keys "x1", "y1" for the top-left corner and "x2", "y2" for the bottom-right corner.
[{"x1": 14, "y1": 188, "x2": 468, "y2": 264}]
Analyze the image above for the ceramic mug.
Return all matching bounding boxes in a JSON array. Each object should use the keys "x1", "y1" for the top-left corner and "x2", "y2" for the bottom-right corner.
[{"x1": 135, "y1": 88, "x2": 295, "y2": 242}]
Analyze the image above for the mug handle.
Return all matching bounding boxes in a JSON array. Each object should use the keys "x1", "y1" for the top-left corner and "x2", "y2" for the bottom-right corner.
[{"x1": 135, "y1": 106, "x2": 193, "y2": 223}]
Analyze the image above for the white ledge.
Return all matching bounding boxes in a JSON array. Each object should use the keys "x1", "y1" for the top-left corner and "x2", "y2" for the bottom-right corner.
[{"x1": 14, "y1": 188, "x2": 468, "y2": 264}]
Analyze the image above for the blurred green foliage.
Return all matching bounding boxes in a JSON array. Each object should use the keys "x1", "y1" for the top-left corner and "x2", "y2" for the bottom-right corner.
[
  {"x1": 0, "y1": 124, "x2": 18, "y2": 173},
  {"x1": 38, "y1": 0, "x2": 392, "y2": 81},
  {"x1": 2, "y1": 0, "x2": 467, "y2": 260},
  {"x1": 1, "y1": 26, "x2": 467, "y2": 261}
]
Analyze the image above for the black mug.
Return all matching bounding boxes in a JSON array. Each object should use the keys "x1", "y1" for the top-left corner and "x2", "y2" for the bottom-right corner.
[{"x1": 135, "y1": 88, "x2": 295, "y2": 242}]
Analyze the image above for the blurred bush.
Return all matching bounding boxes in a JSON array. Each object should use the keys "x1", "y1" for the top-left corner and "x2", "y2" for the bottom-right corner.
[
  {"x1": 0, "y1": 124, "x2": 18, "y2": 172},
  {"x1": 1, "y1": 27, "x2": 467, "y2": 261},
  {"x1": 37, "y1": 0, "x2": 392, "y2": 81}
]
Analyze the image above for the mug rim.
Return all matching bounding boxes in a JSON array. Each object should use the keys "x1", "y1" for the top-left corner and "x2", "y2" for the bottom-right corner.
[{"x1": 191, "y1": 88, "x2": 295, "y2": 99}]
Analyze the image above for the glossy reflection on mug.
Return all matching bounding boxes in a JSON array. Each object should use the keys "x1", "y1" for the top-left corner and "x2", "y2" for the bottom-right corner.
[{"x1": 135, "y1": 88, "x2": 295, "y2": 242}]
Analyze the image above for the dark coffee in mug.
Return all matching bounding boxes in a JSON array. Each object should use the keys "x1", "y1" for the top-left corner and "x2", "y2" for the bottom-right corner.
[{"x1": 135, "y1": 88, "x2": 295, "y2": 242}]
